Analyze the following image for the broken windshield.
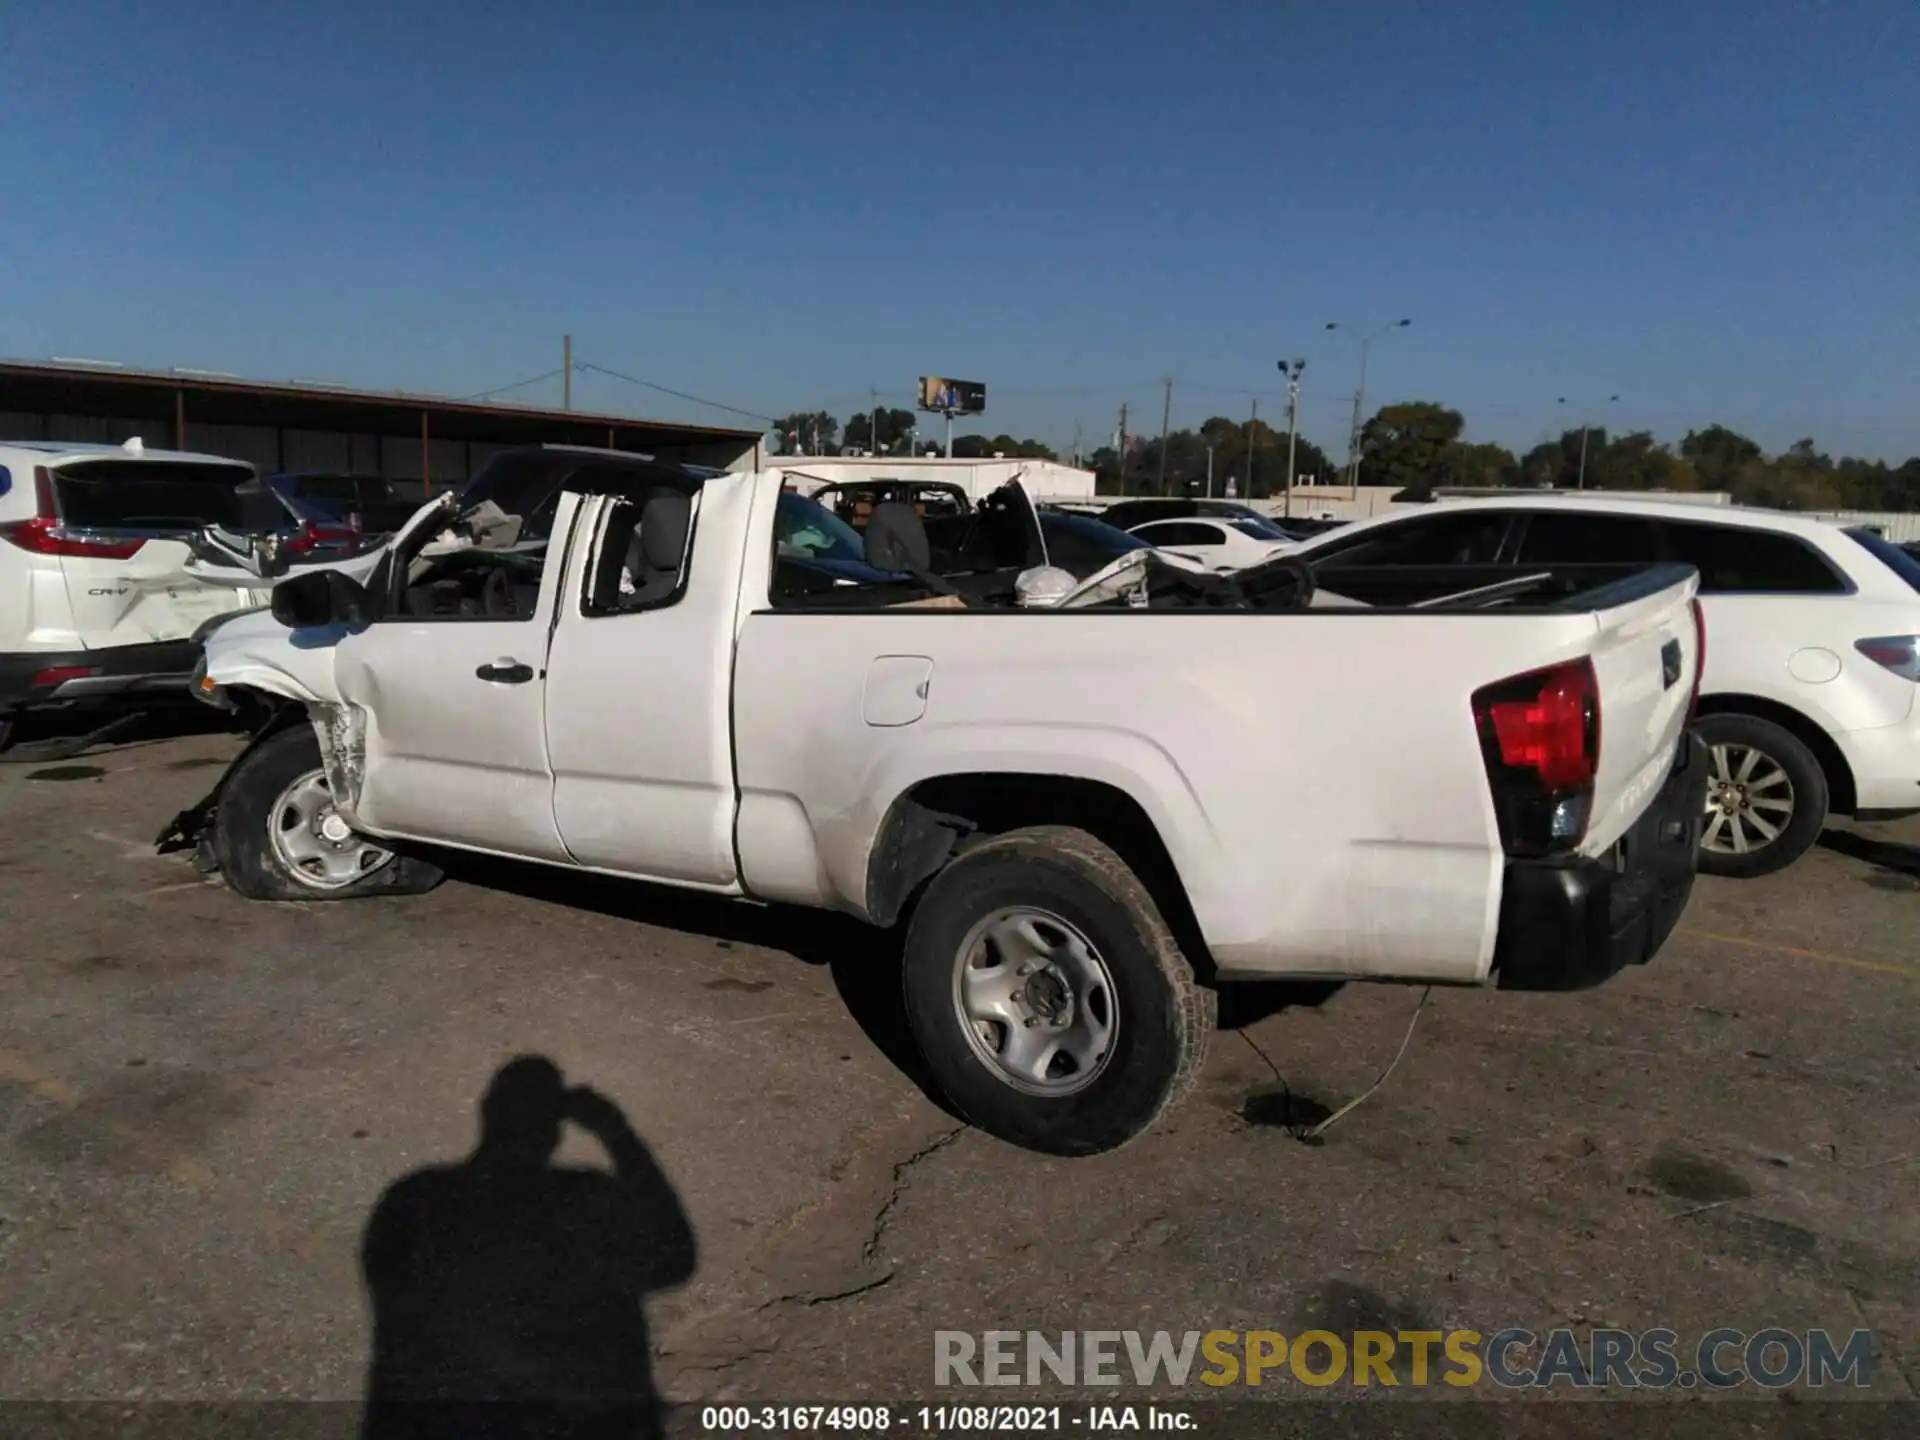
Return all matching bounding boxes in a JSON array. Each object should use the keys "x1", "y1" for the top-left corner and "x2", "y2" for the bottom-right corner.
[{"x1": 777, "y1": 491, "x2": 869, "y2": 565}]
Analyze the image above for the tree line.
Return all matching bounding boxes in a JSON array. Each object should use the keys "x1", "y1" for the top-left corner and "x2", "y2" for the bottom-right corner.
[
  {"x1": 778, "y1": 402, "x2": 1920, "y2": 513},
  {"x1": 775, "y1": 410, "x2": 1058, "y2": 462}
]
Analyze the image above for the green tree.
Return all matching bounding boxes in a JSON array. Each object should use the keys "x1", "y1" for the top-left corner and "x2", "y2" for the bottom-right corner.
[
  {"x1": 950, "y1": 434, "x2": 1058, "y2": 461},
  {"x1": 842, "y1": 407, "x2": 918, "y2": 454},
  {"x1": 773, "y1": 411, "x2": 839, "y2": 456},
  {"x1": 1439, "y1": 440, "x2": 1521, "y2": 489},
  {"x1": 1355, "y1": 401, "x2": 1467, "y2": 491},
  {"x1": 1679, "y1": 425, "x2": 1764, "y2": 490}
]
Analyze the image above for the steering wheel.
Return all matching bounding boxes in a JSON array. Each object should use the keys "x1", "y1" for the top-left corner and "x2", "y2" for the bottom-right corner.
[{"x1": 480, "y1": 567, "x2": 515, "y2": 619}]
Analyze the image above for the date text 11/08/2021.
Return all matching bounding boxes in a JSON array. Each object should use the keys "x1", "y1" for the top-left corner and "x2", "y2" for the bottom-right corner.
[{"x1": 700, "y1": 1406, "x2": 1192, "y2": 1432}]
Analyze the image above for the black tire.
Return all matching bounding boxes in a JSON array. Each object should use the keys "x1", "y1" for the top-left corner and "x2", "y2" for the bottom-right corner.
[
  {"x1": 901, "y1": 825, "x2": 1214, "y2": 1156},
  {"x1": 212, "y1": 725, "x2": 442, "y2": 901},
  {"x1": 1694, "y1": 713, "x2": 1828, "y2": 879}
]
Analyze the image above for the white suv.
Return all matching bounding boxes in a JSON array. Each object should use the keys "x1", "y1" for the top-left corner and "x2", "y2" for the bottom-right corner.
[
  {"x1": 1287, "y1": 496, "x2": 1920, "y2": 876},
  {"x1": 0, "y1": 439, "x2": 273, "y2": 748}
]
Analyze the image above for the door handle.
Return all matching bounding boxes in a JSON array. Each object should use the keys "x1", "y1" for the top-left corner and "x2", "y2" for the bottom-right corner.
[{"x1": 475, "y1": 658, "x2": 535, "y2": 684}]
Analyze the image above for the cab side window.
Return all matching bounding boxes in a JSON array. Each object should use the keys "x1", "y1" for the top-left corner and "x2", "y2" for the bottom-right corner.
[{"x1": 583, "y1": 488, "x2": 698, "y2": 615}]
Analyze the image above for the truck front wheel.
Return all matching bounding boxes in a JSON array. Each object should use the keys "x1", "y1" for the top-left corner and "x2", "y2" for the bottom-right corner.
[
  {"x1": 213, "y1": 726, "x2": 441, "y2": 901},
  {"x1": 901, "y1": 825, "x2": 1214, "y2": 1156}
]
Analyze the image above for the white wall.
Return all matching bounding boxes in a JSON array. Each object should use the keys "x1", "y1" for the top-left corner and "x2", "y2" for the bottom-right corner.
[{"x1": 778, "y1": 456, "x2": 1097, "y2": 503}]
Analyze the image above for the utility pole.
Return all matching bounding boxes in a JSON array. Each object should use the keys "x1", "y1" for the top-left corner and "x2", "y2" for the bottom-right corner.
[
  {"x1": 1558, "y1": 395, "x2": 1620, "y2": 490},
  {"x1": 1116, "y1": 403, "x2": 1129, "y2": 491},
  {"x1": 562, "y1": 334, "x2": 572, "y2": 411},
  {"x1": 870, "y1": 387, "x2": 881, "y2": 457},
  {"x1": 1326, "y1": 318, "x2": 1411, "y2": 498},
  {"x1": 1155, "y1": 376, "x2": 1173, "y2": 495},
  {"x1": 1278, "y1": 358, "x2": 1306, "y2": 519},
  {"x1": 1071, "y1": 419, "x2": 1084, "y2": 469},
  {"x1": 1205, "y1": 443, "x2": 1215, "y2": 498},
  {"x1": 1244, "y1": 397, "x2": 1258, "y2": 499}
]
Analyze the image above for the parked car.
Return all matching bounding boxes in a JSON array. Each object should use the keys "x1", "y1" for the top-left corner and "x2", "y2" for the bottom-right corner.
[
  {"x1": 266, "y1": 472, "x2": 428, "y2": 538},
  {"x1": 1095, "y1": 498, "x2": 1300, "y2": 535},
  {"x1": 1126, "y1": 515, "x2": 1294, "y2": 571},
  {"x1": 261, "y1": 479, "x2": 370, "y2": 560},
  {"x1": 0, "y1": 439, "x2": 282, "y2": 749},
  {"x1": 174, "y1": 446, "x2": 1707, "y2": 1156},
  {"x1": 1282, "y1": 496, "x2": 1920, "y2": 877},
  {"x1": 1276, "y1": 515, "x2": 1349, "y2": 539}
]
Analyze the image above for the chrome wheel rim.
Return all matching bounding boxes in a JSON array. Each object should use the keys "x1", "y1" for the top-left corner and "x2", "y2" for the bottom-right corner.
[
  {"x1": 1702, "y1": 743, "x2": 1795, "y2": 856},
  {"x1": 267, "y1": 768, "x2": 393, "y2": 890},
  {"x1": 950, "y1": 906, "x2": 1117, "y2": 1097}
]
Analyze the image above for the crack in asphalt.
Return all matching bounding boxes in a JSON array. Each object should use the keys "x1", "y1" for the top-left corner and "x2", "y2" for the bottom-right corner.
[{"x1": 863, "y1": 1125, "x2": 966, "y2": 1268}]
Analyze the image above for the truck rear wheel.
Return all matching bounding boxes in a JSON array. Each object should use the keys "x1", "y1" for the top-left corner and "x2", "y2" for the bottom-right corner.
[
  {"x1": 212, "y1": 726, "x2": 441, "y2": 901},
  {"x1": 901, "y1": 825, "x2": 1213, "y2": 1155}
]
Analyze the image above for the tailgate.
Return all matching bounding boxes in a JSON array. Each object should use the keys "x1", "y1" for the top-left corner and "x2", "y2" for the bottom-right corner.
[
  {"x1": 48, "y1": 458, "x2": 269, "y2": 649},
  {"x1": 64, "y1": 535, "x2": 271, "y2": 646},
  {"x1": 1578, "y1": 564, "x2": 1702, "y2": 855}
]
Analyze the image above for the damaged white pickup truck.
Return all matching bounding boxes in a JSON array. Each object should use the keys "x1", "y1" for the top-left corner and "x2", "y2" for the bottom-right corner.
[{"x1": 167, "y1": 444, "x2": 1710, "y2": 1155}]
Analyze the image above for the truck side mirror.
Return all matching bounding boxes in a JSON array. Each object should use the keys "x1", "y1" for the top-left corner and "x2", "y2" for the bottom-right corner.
[{"x1": 272, "y1": 569, "x2": 376, "y2": 629}]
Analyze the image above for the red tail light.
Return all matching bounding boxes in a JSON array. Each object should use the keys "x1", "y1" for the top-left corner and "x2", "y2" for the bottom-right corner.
[
  {"x1": 0, "y1": 467, "x2": 146, "y2": 559},
  {"x1": 1855, "y1": 635, "x2": 1920, "y2": 681},
  {"x1": 282, "y1": 519, "x2": 359, "y2": 556},
  {"x1": 1480, "y1": 660, "x2": 1600, "y2": 788},
  {"x1": 30, "y1": 664, "x2": 101, "y2": 689},
  {"x1": 1472, "y1": 658, "x2": 1602, "y2": 856}
]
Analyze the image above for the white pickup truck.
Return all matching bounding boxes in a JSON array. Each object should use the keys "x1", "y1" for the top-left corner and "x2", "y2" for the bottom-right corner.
[{"x1": 170, "y1": 445, "x2": 1710, "y2": 1155}]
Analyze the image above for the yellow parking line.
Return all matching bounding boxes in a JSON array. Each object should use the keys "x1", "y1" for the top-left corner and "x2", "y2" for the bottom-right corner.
[{"x1": 1684, "y1": 929, "x2": 1919, "y2": 980}]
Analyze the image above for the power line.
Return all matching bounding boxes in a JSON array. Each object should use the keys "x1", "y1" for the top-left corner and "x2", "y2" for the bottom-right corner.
[
  {"x1": 573, "y1": 362, "x2": 777, "y2": 423},
  {"x1": 458, "y1": 368, "x2": 567, "y2": 402}
]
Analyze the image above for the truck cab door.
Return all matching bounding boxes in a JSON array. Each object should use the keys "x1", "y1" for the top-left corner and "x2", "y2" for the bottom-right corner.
[
  {"x1": 542, "y1": 482, "x2": 745, "y2": 888},
  {"x1": 330, "y1": 493, "x2": 573, "y2": 863}
]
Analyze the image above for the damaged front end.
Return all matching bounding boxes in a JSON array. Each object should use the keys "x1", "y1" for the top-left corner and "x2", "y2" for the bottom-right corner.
[
  {"x1": 155, "y1": 697, "x2": 368, "y2": 872},
  {"x1": 154, "y1": 600, "x2": 370, "y2": 871}
]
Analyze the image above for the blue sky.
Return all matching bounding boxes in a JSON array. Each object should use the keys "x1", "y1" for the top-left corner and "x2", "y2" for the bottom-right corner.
[{"x1": 1, "y1": 0, "x2": 1915, "y2": 460}]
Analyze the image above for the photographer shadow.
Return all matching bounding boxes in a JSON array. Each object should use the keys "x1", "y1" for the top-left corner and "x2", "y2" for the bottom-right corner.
[{"x1": 361, "y1": 1057, "x2": 695, "y2": 1440}]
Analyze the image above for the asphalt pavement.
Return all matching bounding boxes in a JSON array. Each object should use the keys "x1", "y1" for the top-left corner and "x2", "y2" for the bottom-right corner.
[{"x1": 1, "y1": 724, "x2": 1916, "y2": 1421}]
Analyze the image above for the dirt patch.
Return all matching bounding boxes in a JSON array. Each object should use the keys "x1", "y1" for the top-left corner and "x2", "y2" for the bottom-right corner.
[{"x1": 1645, "y1": 1144, "x2": 1753, "y2": 1204}]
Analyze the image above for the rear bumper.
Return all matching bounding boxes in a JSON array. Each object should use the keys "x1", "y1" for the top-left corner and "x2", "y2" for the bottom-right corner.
[
  {"x1": 1493, "y1": 730, "x2": 1709, "y2": 992},
  {"x1": 0, "y1": 641, "x2": 202, "y2": 714}
]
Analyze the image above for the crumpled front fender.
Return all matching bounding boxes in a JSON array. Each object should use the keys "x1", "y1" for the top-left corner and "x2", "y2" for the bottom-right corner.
[
  {"x1": 199, "y1": 608, "x2": 345, "y2": 709},
  {"x1": 192, "y1": 606, "x2": 369, "y2": 823}
]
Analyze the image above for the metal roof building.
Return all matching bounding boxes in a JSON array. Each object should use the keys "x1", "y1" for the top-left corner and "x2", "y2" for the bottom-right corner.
[{"x1": 0, "y1": 359, "x2": 761, "y2": 495}]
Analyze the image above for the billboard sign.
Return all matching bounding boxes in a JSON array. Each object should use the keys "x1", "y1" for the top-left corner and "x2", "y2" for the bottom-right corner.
[{"x1": 919, "y1": 376, "x2": 986, "y2": 415}]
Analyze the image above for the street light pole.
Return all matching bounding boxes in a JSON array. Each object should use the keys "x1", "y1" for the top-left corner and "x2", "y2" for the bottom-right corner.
[
  {"x1": 1327, "y1": 318, "x2": 1411, "y2": 499},
  {"x1": 1205, "y1": 443, "x2": 1215, "y2": 499},
  {"x1": 1277, "y1": 358, "x2": 1306, "y2": 520},
  {"x1": 1557, "y1": 394, "x2": 1620, "y2": 490}
]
